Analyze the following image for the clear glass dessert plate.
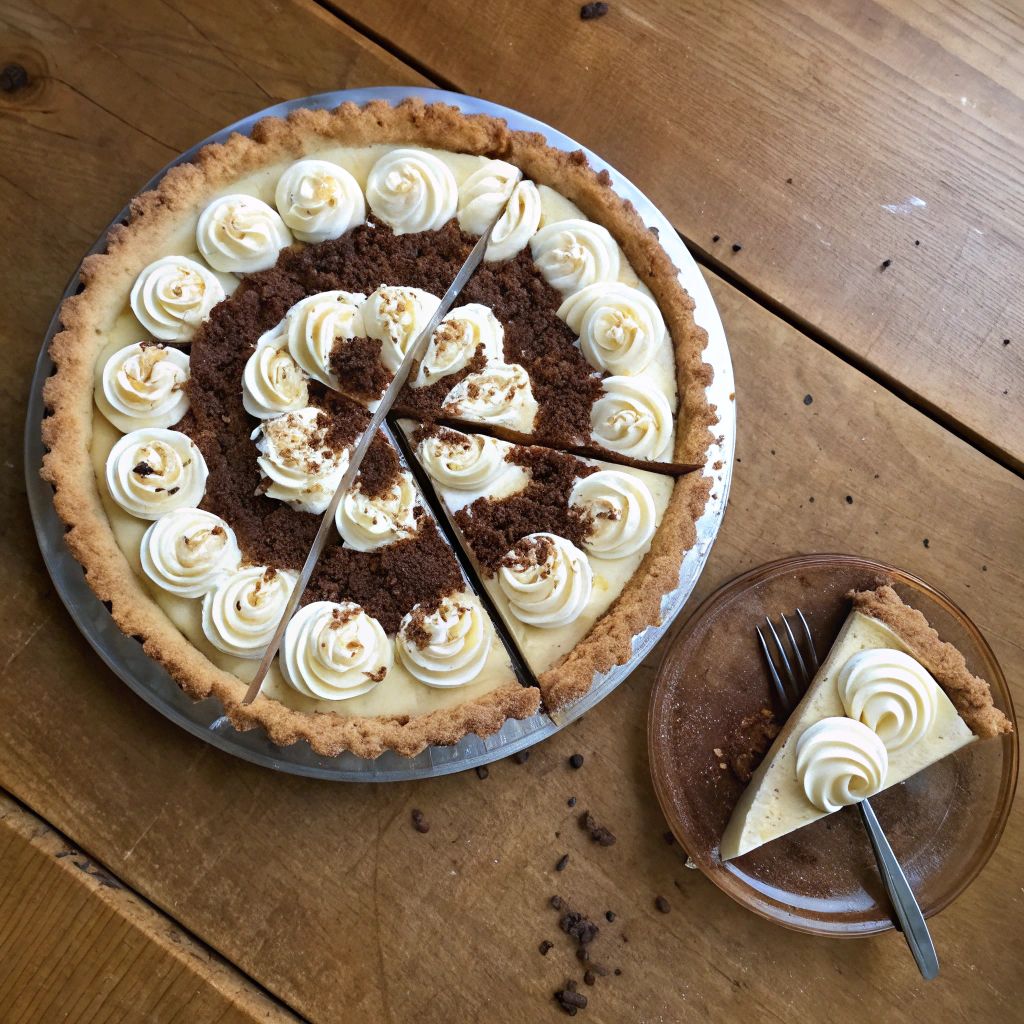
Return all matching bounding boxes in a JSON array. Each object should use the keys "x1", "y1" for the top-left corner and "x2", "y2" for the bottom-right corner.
[
  {"x1": 648, "y1": 554, "x2": 1018, "y2": 935},
  {"x1": 24, "y1": 87, "x2": 735, "y2": 781}
]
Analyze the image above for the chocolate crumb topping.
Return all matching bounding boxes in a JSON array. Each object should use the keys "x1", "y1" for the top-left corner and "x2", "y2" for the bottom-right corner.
[
  {"x1": 329, "y1": 336, "x2": 394, "y2": 402},
  {"x1": 132, "y1": 461, "x2": 154, "y2": 477}
]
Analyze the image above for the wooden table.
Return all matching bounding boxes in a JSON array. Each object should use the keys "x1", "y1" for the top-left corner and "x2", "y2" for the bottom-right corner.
[{"x1": 2, "y1": 1, "x2": 1022, "y2": 1020}]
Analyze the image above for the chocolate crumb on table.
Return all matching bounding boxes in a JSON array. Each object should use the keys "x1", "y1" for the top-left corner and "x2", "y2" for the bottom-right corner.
[
  {"x1": 475, "y1": 765, "x2": 489, "y2": 779},
  {"x1": 567, "y1": 796, "x2": 577, "y2": 808},
  {"x1": 655, "y1": 896, "x2": 671, "y2": 914},
  {"x1": 551, "y1": 895, "x2": 563, "y2": 909},
  {"x1": 513, "y1": 749, "x2": 530, "y2": 764},
  {"x1": 584, "y1": 970, "x2": 596, "y2": 986},
  {"x1": 569, "y1": 753, "x2": 584, "y2": 769},
  {"x1": 732, "y1": 243, "x2": 742, "y2": 252},
  {"x1": 556, "y1": 853, "x2": 570, "y2": 872},
  {"x1": 580, "y1": 810, "x2": 617, "y2": 846},
  {"x1": 605, "y1": 911, "x2": 615, "y2": 922},
  {"x1": 411, "y1": 809, "x2": 430, "y2": 833},
  {"x1": 539, "y1": 940, "x2": 554, "y2": 956},
  {"x1": 881, "y1": 258, "x2": 892, "y2": 270},
  {"x1": 579, "y1": 2, "x2": 608, "y2": 20}
]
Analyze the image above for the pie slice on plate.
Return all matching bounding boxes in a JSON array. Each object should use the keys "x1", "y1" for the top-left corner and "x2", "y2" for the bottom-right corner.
[{"x1": 720, "y1": 586, "x2": 1012, "y2": 860}]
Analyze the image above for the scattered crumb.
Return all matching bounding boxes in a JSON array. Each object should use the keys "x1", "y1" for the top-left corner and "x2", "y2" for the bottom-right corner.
[
  {"x1": 786, "y1": 177, "x2": 793, "y2": 184},
  {"x1": 846, "y1": 495, "x2": 853, "y2": 504},
  {"x1": 580, "y1": 811, "x2": 616, "y2": 846},
  {"x1": 584, "y1": 970, "x2": 596, "y2": 986},
  {"x1": 556, "y1": 854, "x2": 570, "y2": 872},
  {"x1": 720, "y1": 709, "x2": 780, "y2": 782},
  {"x1": 712, "y1": 234, "x2": 720, "y2": 242},
  {"x1": 923, "y1": 538, "x2": 930, "y2": 548},
  {"x1": 569, "y1": 753, "x2": 584, "y2": 770},
  {"x1": 513, "y1": 749, "x2": 530, "y2": 764},
  {"x1": 540, "y1": 940, "x2": 554, "y2": 955},
  {"x1": 411, "y1": 809, "x2": 430, "y2": 834},
  {"x1": 579, "y1": 1, "x2": 608, "y2": 18},
  {"x1": 568, "y1": 796, "x2": 577, "y2": 807},
  {"x1": 804, "y1": 394, "x2": 813, "y2": 405},
  {"x1": 732, "y1": 243, "x2": 742, "y2": 252},
  {"x1": 475, "y1": 765, "x2": 489, "y2": 780},
  {"x1": 605, "y1": 911, "x2": 616, "y2": 922},
  {"x1": 655, "y1": 896, "x2": 671, "y2": 914},
  {"x1": 881, "y1": 258, "x2": 892, "y2": 270}
]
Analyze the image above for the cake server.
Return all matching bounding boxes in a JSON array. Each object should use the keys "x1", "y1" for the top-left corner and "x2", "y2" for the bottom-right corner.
[{"x1": 241, "y1": 217, "x2": 501, "y2": 705}]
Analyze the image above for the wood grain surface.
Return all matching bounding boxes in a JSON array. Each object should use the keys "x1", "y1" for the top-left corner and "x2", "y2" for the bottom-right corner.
[
  {"x1": 1, "y1": 1, "x2": 1021, "y2": 1022},
  {"x1": 329, "y1": 0, "x2": 1024, "y2": 471},
  {"x1": 0, "y1": 791, "x2": 302, "y2": 1024}
]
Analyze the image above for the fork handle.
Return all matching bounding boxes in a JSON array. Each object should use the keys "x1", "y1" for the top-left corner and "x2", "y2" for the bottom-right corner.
[{"x1": 858, "y1": 799, "x2": 939, "y2": 980}]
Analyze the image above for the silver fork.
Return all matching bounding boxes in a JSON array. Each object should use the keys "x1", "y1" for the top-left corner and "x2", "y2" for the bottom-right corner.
[{"x1": 759, "y1": 612, "x2": 939, "y2": 980}]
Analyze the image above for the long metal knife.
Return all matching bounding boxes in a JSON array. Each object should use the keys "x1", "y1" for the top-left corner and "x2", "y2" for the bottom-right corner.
[{"x1": 241, "y1": 220, "x2": 499, "y2": 705}]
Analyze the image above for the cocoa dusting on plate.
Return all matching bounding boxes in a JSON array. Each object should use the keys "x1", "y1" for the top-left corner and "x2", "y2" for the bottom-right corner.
[{"x1": 454, "y1": 446, "x2": 597, "y2": 574}]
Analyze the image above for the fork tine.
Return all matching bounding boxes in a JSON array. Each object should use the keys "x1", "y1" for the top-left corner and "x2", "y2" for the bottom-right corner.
[
  {"x1": 764, "y1": 617, "x2": 798, "y2": 697},
  {"x1": 756, "y1": 626, "x2": 792, "y2": 715},
  {"x1": 797, "y1": 609, "x2": 819, "y2": 671},
  {"x1": 782, "y1": 614, "x2": 810, "y2": 690}
]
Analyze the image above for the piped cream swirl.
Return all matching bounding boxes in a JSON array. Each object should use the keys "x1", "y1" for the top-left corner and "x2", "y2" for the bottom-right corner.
[
  {"x1": 837, "y1": 649, "x2": 939, "y2": 754},
  {"x1": 486, "y1": 180, "x2": 541, "y2": 262},
  {"x1": 365, "y1": 149, "x2": 457, "y2": 234},
  {"x1": 569, "y1": 470, "x2": 657, "y2": 559},
  {"x1": 285, "y1": 290, "x2": 366, "y2": 387},
  {"x1": 243, "y1": 322, "x2": 309, "y2": 418},
  {"x1": 130, "y1": 256, "x2": 225, "y2": 342},
  {"x1": 105, "y1": 428, "x2": 208, "y2": 520},
  {"x1": 253, "y1": 407, "x2": 349, "y2": 515},
  {"x1": 417, "y1": 430, "x2": 516, "y2": 493},
  {"x1": 558, "y1": 282, "x2": 665, "y2": 375},
  {"x1": 202, "y1": 567, "x2": 297, "y2": 659},
  {"x1": 397, "y1": 594, "x2": 491, "y2": 688},
  {"x1": 442, "y1": 362, "x2": 538, "y2": 432},
  {"x1": 795, "y1": 717, "x2": 888, "y2": 813},
  {"x1": 98, "y1": 343, "x2": 190, "y2": 432},
  {"x1": 530, "y1": 219, "x2": 620, "y2": 295},
  {"x1": 361, "y1": 286, "x2": 442, "y2": 373},
  {"x1": 413, "y1": 303, "x2": 504, "y2": 388},
  {"x1": 281, "y1": 601, "x2": 392, "y2": 700},
  {"x1": 457, "y1": 159, "x2": 521, "y2": 235},
  {"x1": 274, "y1": 159, "x2": 365, "y2": 243},
  {"x1": 591, "y1": 376, "x2": 672, "y2": 460},
  {"x1": 498, "y1": 533, "x2": 593, "y2": 628},
  {"x1": 336, "y1": 470, "x2": 419, "y2": 551},
  {"x1": 196, "y1": 194, "x2": 292, "y2": 273},
  {"x1": 140, "y1": 508, "x2": 240, "y2": 598}
]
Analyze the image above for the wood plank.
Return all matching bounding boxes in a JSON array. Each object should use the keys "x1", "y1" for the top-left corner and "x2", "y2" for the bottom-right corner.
[
  {"x1": 327, "y1": 0, "x2": 1024, "y2": 471},
  {"x1": 0, "y1": 790, "x2": 303, "y2": 1024},
  {"x1": 1, "y1": 1, "x2": 1021, "y2": 1022}
]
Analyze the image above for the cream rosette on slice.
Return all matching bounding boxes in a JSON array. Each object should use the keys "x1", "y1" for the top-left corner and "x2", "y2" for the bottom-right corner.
[
  {"x1": 795, "y1": 717, "x2": 888, "y2": 813},
  {"x1": 417, "y1": 430, "x2": 522, "y2": 494},
  {"x1": 397, "y1": 594, "x2": 492, "y2": 688},
  {"x1": 441, "y1": 362, "x2": 538, "y2": 432},
  {"x1": 837, "y1": 650, "x2": 940, "y2": 754},
  {"x1": 284, "y1": 290, "x2": 366, "y2": 388},
  {"x1": 196, "y1": 194, "x2": 292, "y2": 274},
  {"x1": 365, "y1": 148, "x2": 457, "y2": 234},
  {"x1": 243, "y1": 321, "x2": 309, "y2": 419},
  {"x1": 362, "y1": 286, "x2": 442, "y2": 373},
  {"x1": 97, "y1": 343, "x2": 190, "y2": 432},
  {"x1": 105, "y1": 428, "x2": 208, "y2": 520},
  {"x1": 130, "y1": 256, "x2": 225, "y2": 342},
  {"x1": 281, "y1": 601, "x2": 392, "y2": 701},
  {"x1": 558, "y1": 282, "x2": 666, "y2": 376},
  {"x1": 253, "y1": 407, "x2": 349, "y2": 515},
  {"x1": 140, "y1": 508, "x2": 240, "y2": 598},
  {"x1": 569, "y1": 470, "x2": 657, "y2": 559},
  {"x1": 336, "y1": 469, "x2": 419, "y2": 552},
  {"x1": 498, "y1": 533, "x2": 593, "y2": 628},
  {"x1": 530, "y1": 219, "x2": 620, "y2": 295},
  {"x1": 457, "y1": 159, "x2": 520, "y2": 234},
  {"x1": 274, "y1": 159, "x2": 365, "y2": 243},
  {"x1": 486, "y1": 180, "x2": 541, "y2": 263},
  {"x1": 412, "y1": 303, "x2": 504, "y2": 388},
  {"x1": 591, "y1": 376, "x2": 672, "y2": 461},
  {"x1": 202, "y1": 566, "x2": 297, "y2": 659}
]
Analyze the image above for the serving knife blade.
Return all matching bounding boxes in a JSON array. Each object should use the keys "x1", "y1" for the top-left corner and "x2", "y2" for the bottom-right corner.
[{"x1": 241, "y1": 219, "x2": 499, "y2": 705}]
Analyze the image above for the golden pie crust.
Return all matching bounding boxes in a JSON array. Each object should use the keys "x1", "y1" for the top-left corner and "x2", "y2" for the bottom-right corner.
[{"x1": 41, "y1": 98, "x2": 717, "y2": 757}]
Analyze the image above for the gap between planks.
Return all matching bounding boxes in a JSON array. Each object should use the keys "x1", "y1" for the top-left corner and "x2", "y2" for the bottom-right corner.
[{"x1": 311, "y1": 0, "x2": 1024, "y2": 482}]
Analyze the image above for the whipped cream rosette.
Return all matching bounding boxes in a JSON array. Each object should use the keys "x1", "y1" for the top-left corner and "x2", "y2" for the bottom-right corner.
[
  {"x1": 569, "y1": 470, "x2": 657, "y2": 559},
  {"x1": 530, "y1": 219, "x2": 620, "y2": 295},
  {"x1": 105, "y1": 427, "x2": 208, "y2": 520},
  {"x1": 140, "y1": 508, "x2": 240, "y2": 598},
  {"x1": 412, "y1": 303, "x2": 505, "y2": 388},
  {"x1": 196, "y1": 194, "x2": 292, "y2": 273},
  {"x1": 98, "y1": 342, "x2": 190, "y2": 432},
  {"x1": 366, "y1": 148, "x2": 458, "y2": 234},
  {"x1": 591, "y1": 376, "x2": 672, "y2": 460},
  {"x1": 457, "y1": 159, "x2": 521, "y2": 235},
  {"x1": 416, "y1": 430, "x2": 523, "y2": 496},
  {"x1": 795, "y1": 717, "x2": 889, "y2": 813},
  {"x1": 274, "y1": 158, "x2": 366, "y2": 243},
  {"x1": 499, "y1": 533, "x2": 593, "y2": 628},
  {"x1": 202, "y1": 566, "x2": 297, "y2": 659},
  {"x1": 558, "y1": 282, "x2": 665, "y2": 376},
  {"x1": 253, "y1": 406, "x2": 349, "y2": 515},
  {"x1": 242, "y1": 321, "x2": 309, "y2": 419},
  {"x1": 280, "y1": 601, "x2": 392, "y2": 700},
  {"x1": 361, "y1": 285, "x2": 442, "y2": 374},
  {"x1": 130, "y1": 256, "x2": 225, "y2": 342},
  {"x1": 397, "y1": 595, "x2": 491, "y2": 688},
  {"x1": 486, "y1": 180, "x2": 541, "y2": 262},
  {"x1": 336, "y1": 470, "x2": 419, "y2": 552},
  {"x1": 284, "y1": 290, "x2": 366, "y2": 388},
  {"x1": 442, "y1": 361, "x2": 538, "y2": 432}
]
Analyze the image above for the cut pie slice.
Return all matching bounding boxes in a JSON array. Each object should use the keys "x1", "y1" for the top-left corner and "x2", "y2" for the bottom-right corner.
[
  {"x1": 401, "y1": 421, "x2": 677, "y2": 692},
  {"x1": 719, "y1": 586, "x2": 1012, "y2": 861}
]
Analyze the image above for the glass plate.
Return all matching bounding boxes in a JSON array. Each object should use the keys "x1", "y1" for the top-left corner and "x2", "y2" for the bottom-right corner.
[
  {"x1": 25, "y1": 87, "x2": 735, "y2": 780},
  {"x1": 648, "y1": 554, "x2": 1017, "y2": 934}
]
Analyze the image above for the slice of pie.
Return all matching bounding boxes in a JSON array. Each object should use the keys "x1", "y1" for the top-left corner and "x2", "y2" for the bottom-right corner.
[
  {"x1": 719, "y1": 586, "x2": 1012, "y2": 860},
  {"x1": 41, "y1": 99, "x2": 717, "y2": 757}
]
